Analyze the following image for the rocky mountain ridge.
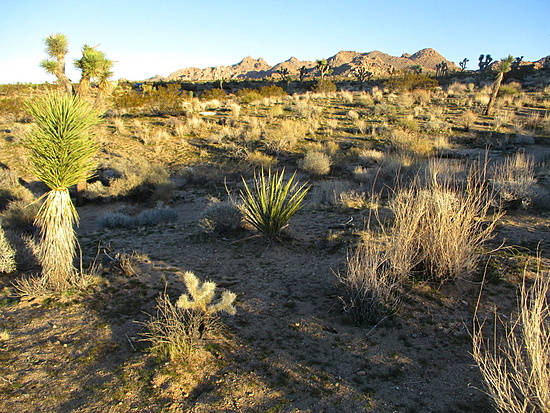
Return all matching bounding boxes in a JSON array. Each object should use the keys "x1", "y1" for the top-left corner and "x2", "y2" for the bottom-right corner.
[{"x1": 161, "y1": 48, "x2": 459, "y2": 82}]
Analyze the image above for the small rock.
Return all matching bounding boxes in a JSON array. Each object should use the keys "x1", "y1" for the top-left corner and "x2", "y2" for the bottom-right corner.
[{"x1": 356, "y1": 371, "x2": 366, "y2": 376}]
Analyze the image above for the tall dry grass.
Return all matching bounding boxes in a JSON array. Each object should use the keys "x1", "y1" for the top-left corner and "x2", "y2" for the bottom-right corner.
[{"x1": 472, "y1": 260, "x2": 550, "y2": 412}]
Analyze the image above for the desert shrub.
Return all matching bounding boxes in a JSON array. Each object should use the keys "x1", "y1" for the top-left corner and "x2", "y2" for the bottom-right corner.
[
  {"x1": 357, "y1": 149, "x2": 386, "y2": 166},
  {"x1": 143, "y1": 272, "x2": 236, "y2": 360},
  {"x1": 96, "y1": 207, "x2": 177, "y2": 230},
  {"x1": 310, "y1": 180, "x2": 354, "y2": 206},
  {"x1": 298, "y1": 151, "x2": 331, "y2": 176},
  {"x1": 498, "y1": 82, "x2": 521, "y2": 96},
  {"x1": 337, "y1": 235, "x2": 401, "y2": 324},
  {"x1": 1, "y1": 199, "x2": 39, "y2": 233},
  {"x1": 0, "y1": 225, "x2": 16, "y2": 273},
  {"x1": 389, "y1": 165, "x2": 502, "y2": 282},
  {"x1": 240, "y1": 168, "x2": 309, "y2": 239},
  {"x1": 245, "y1": 150, "x2": 277, "y2": 169},
  {"x1": 490, "y1": 152, "x2": 537, "y2": 209},
  {"x1": 385, "y1": 73, "x2": 439, "y2": 93},
  {"x1": 0, "y1": 168, "x2": 35, "y2": 210},
  {"x1": 264, "y1": 119, "x2": 308, "y2": 153},
  {"x1": 149, "y1": 84, "x2": 188, "y2": 114},
  {"x1": 135, "y1": 207, "x2": 178, "y2": 226},
  {"x1": 236, "y1": 88, "x2": 263, "y2": 103},
  {"x1": 199, "y1": 198, "x2": 243, "y2": 234},
  {"x1": 258, "y1": 85, "x2": 287, "y2": 98},
  {"x1": 311, "y1": 79, "x2": 337, "y2": 93},
  {"x1": 84, "y1": 159, "x2": 173, "y2": 202},
  {"x1": 457, "y1": 109, "x2": 478, "y2": 130},
  {"x1": 472, "y1": 262, "x2": 550, "y2": 413},
  {"x1": 201, "y1": 88, "x2": 227, "y2": 101},
  {"x1": 112, "y1": 88, "x2": 150, "y2": 113},
  {"x1": 96, "y1": 212, "x2": 135, "y2": 230}
]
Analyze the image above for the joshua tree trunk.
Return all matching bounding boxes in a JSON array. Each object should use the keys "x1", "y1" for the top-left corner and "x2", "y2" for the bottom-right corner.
[
  {"x1": 485, "y1": 70, "x2": 504, "y2": 116},
  {"x1": 485, "y1": 55, "x2": 514, "y2": 116}
]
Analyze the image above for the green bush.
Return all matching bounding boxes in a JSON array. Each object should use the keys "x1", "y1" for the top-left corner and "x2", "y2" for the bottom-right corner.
[
  {"x1": 311, "y1": 79, "x2": 337, "y2": 93},
  {"x1": 258, "y1": 85, "x2": 287, "y2": 97},
  {"x1": 201, "y1": 88, "x2": 227, "y2": 101},
  {"x1": 385, "y1": 73, "x2": 439, "y2": 93},
  {"x1": 237, "y1": 88, "x2": 264, "y2": 103}
]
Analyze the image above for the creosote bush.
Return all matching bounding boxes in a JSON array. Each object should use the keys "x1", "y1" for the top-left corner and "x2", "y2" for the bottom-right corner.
[{"x1": 143, "y1": 272, "x2": 236, "y2": 360}]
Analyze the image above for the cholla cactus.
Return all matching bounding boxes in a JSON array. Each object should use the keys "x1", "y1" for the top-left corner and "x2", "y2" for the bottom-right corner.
[
  {"x1": 0, "y1": 226, "x2": 16, "y2": 273},
  {"x1": 176, "y1": 271, "x2": 236, "y2": 315}
]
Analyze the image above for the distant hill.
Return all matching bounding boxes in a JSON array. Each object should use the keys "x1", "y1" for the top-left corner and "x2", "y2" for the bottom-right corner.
[{"x1": 160, "y1": 48, "x2": 460, "y2": 82}]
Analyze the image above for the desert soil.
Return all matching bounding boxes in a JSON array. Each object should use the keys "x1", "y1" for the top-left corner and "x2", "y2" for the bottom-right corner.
[{"x1": 1, "y1": 166, "x2": 549, "y2": 413}]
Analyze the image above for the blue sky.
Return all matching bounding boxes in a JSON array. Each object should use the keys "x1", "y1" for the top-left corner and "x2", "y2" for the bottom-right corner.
[{"x1": 1, "y1": 0, "x2": 548, "y2": 83}]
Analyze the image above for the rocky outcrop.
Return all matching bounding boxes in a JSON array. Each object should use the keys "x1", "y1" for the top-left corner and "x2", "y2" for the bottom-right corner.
[{"x1": 161, "y1": 48, "x2": 462, "y2": 82}]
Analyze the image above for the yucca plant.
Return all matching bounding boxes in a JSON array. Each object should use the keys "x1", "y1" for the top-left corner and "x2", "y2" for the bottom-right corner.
[
  {"x1": 240, "y1": 168, "x2": 309, "y2": 239},
  {"x1": 24, "y1": 92, "x2": 100, "y2": 291}
]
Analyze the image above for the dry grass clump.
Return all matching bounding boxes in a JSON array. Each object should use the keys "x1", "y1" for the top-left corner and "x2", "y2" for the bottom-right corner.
[
  {"x1": 389, "y1": 166, "x2": 502, "y2": 282},
  {"x1": 490, "y1": 152, "x2": 537, "y2": 208},
  {"x1": 245, "y1": 150, "x2": 277, "y2": 169},
  {"x1": 143, "y1": 272, "x2": 236, "y2": 360},
  {"x1": 84, "y1": 158, "x2": 172, "y2": 202},
  {"x1": 472, "y1": 261, "x2": 550, "y2": 413},
  {"x1": 310, "y1": 179, "x2": 354, "y2": 206},
  {"x1": 0, "y1": 225, "x2": 16, "y2": 273},
  {"x1": 265, "y1": 119, "x2": 308, "y2": 153},
  {"x1": 298, "y1": 151, "x2": 331, "y2": 176},
  {"x1": 337, "y1": 234, "x2": 401, "y2": 324}
]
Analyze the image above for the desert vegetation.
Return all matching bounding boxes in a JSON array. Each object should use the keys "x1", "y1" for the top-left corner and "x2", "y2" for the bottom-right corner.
[{"x1": 0, "y1": 44, "x2": 549, "y2": 412}]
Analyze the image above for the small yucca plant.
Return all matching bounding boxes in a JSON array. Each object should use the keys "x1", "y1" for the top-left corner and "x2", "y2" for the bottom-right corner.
[
  {"x1": 24, "y1": 92, "x2": 100, "y2": 291},
  {"x1": 240, "y1": 168, "x2": 309, "y2": 239}
]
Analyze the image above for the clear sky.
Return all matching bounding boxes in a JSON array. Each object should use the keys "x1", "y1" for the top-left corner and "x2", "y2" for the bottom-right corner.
[{"x1": 1, "y1": 0, "x2": 548, "y2": 84}]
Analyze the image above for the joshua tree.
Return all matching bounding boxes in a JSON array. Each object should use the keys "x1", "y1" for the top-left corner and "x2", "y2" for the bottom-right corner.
[
  {"x1": 511, "y1": 56, "x2": 524, "y2": 71},
  {"x1": 409, "y1": 65, "x2": 423, "y2": 75},
  {"x1": 478, "y1": 54, "x2": 493, "y2": 74},
  {"x1": 352, "y1": 64, "x2": 373, "y2": 82},
  {"x1": 74, "y1": 44, "x2": 114, "y2": 99},
  {"x1": 485, "y1": 55, "x2": 514, "y2": 116},
  {"x1": 40, "y1": 33, "x2": 74, "y2": 95},
  {"x1": 316, "y1": 59, "x2": 333, "y2": 80},
  {"x1": 435, "y1": 61, "x2": 449, "y2": 76},
  {"x1": 459, "y1": 58, "x2": 469, "y2": 71},
  {"x1": 24, "y1": 93, "x2": 100, "y2": 291},
  {"x1": 299, "y1": 65, "x2": 308, "y2": 82}
]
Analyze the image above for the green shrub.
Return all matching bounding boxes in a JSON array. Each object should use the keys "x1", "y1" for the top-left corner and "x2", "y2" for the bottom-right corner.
[
  {"x1": 240, "y1": 168, "x2": 309, "y2": 239},
  {"x1": 258, "y1": 85, "x2": 287, "y2": 97},
  {"x1": 385, "y1": 73, "x2": 439, "y2": 93},
  {"x1": 237, "y1": 88, "x2": 264, "y2": 103},
  {"x1": 201, "y1": 88, "x2": 227, "y2": 101},
  {"x1": 311, "y1": 79, "x2": 337, "y2": 93}
]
